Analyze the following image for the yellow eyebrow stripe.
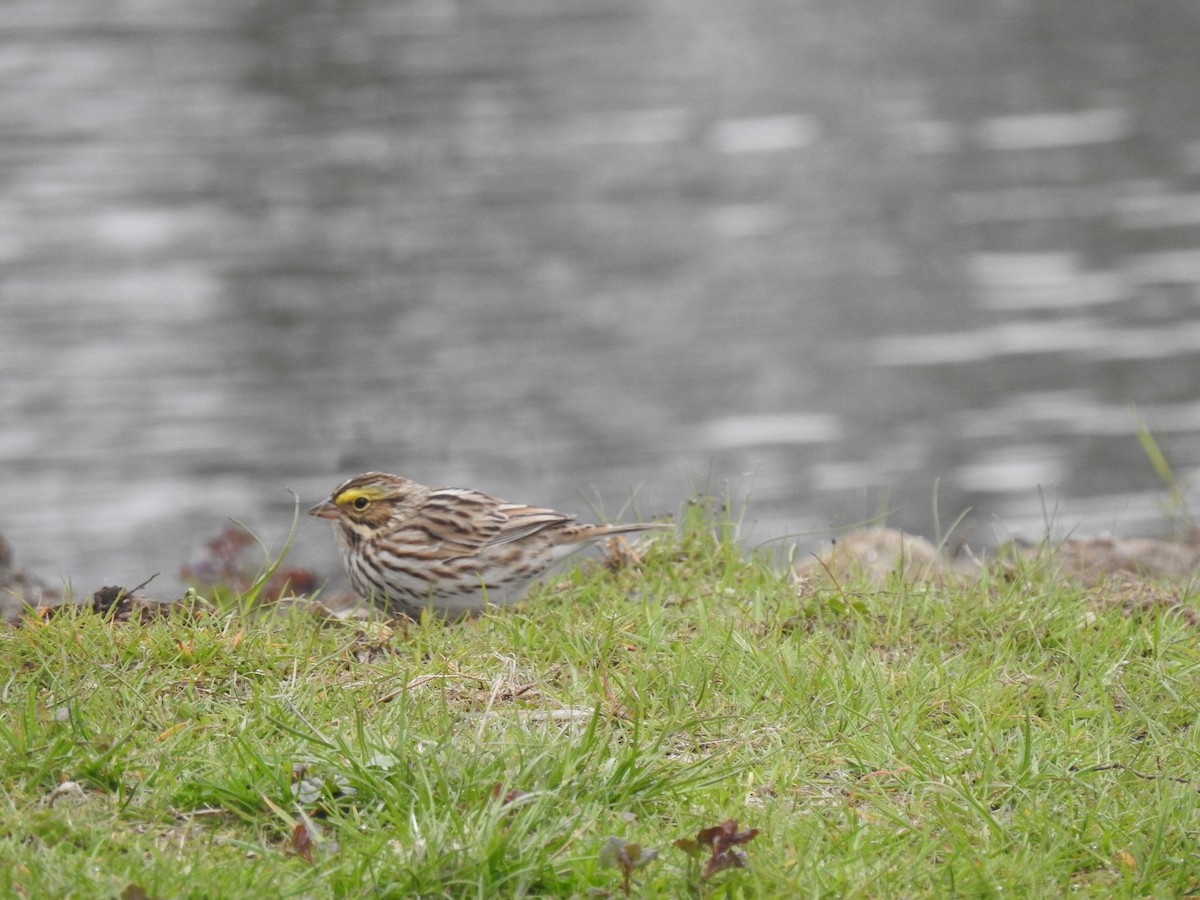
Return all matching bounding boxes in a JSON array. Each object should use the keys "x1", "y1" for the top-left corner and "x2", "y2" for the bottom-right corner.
[{"x1": 336, "y1": 486, "x2": 388, "y2": 505}]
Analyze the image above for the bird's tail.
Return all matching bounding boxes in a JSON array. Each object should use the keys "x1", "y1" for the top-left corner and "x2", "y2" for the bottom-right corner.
[{"x1": 562, "y1": 521, "x2": 672, "y2": 544}]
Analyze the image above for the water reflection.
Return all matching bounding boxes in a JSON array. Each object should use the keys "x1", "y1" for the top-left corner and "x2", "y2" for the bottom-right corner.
[
  {"x1": 875, "y1": 319, "x2": 1200, "y2": 365},
  {"x1": 3, "y1": 0, "x2": 1200, "y2": 594}
]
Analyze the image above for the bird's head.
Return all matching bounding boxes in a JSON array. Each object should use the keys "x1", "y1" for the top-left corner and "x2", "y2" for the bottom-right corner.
[{"x1": 308, "y1": 472, "x2": 423, "y2": 536}]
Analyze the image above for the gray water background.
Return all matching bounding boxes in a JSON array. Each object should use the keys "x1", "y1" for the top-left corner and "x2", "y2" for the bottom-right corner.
[{"x1": 6, "y1": 0, "x2": 1200, "y2": 595}]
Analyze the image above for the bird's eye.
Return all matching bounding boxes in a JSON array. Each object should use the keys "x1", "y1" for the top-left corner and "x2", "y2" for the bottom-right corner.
[{"x1": 353, "y1": 496, "x2": 369, "y2": 510}]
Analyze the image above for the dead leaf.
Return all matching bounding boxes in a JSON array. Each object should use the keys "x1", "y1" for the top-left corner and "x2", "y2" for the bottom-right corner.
[
  {"x1": 287, "y1": 820, "x2": 317, "y2": 864},
  {"x1": 155, "y1": 722, "x2": 189, "y2": 742},
  {"x1": 44, "y1": 781, "x2": 87, "y2": 807},
  {"x1": 490, "y1": 783, "x2": 529, "y2": 805},
  {"x1": 599, "y1": 535, "x2": 643, "y2": 572}
]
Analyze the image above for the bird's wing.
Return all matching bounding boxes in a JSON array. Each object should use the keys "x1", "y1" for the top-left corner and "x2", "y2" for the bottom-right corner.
[
  {"x1": 416, "y1": 489, "x2": 572, "y2": 556},
  {"x1": 489, "y1": 503, "x2": 576, "y2": 545}
]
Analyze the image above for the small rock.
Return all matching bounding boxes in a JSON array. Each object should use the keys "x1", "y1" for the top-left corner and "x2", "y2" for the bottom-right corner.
[
  {"x1": 1018, "y1": 530, "x2": 1200, "y2": 582},
  {"x1": 794, "y1": 527, "x2": 981, "y2": 588}
]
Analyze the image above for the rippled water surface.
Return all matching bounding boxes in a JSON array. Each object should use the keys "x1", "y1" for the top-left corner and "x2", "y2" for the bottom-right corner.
[{"x1": 5, "y1": 0, "x2": 1200, "y2": 594}]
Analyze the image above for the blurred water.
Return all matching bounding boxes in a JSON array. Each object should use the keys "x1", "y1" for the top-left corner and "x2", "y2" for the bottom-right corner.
[{"x1": 4, "y1": 0, "x2": 1200, "y2": 595}]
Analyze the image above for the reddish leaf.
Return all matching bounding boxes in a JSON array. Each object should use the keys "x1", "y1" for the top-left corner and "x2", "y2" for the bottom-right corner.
[
  {"x1": 182, "y1": 526, "x2": 317, "y2": 602},
  {"x1": 703, "y1": 845, "x2": 749, "y2": 880},
  {"x1": 698, "y1": 818, "x2": 759, "y2": 853},
  {"x1": 288, "y1": 821, "x2": 317, "y2": 863},
  {"x1": 675, "y1": 818, "x2": 759, "y2": 880},
  {"x1": 490, "y1": 783, "x2": 528, "y2": 804}
]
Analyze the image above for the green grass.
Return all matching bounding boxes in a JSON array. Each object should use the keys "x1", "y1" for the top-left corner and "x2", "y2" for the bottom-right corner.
[{"x1": 3, "y1": 501, "x2": 1200, "y2": 897}]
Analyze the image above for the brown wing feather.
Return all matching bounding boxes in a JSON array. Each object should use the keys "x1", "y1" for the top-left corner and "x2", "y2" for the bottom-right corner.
[
  {"x1": 412, "y1": 489, "x2": 573, "y2": 557},
  {"x1": 489, "y1": 503, "x2": 576, "y2": 545}
]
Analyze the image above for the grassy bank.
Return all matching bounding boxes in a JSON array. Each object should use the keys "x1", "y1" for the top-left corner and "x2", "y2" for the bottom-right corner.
[{"x1": 2, "y1": 502, "x2": 1199, "y2": 897}]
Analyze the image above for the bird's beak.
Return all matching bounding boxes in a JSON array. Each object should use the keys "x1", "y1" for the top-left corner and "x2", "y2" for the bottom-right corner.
[{"x1": 308, "y1": 499, "x2": 341, "y2": 520}]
